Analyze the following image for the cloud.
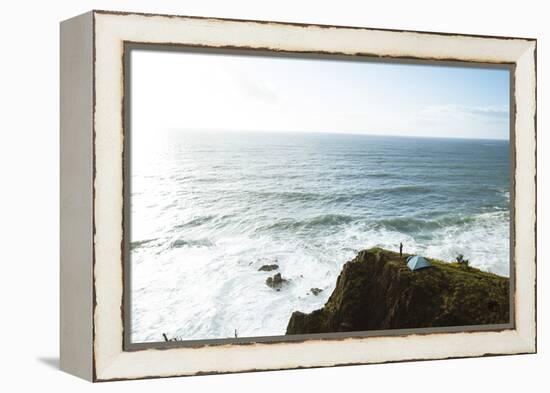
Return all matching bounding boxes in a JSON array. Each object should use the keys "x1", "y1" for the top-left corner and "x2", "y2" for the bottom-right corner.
[
  {"x1": 416, "y1": 105, "x2": 508, "y2": 126},
  {"x1": 226, "y1": 66, "x2": 279, "y2": 104},
  {"x1": 460, "y1": 106, "x2": 509, "y2": 119},
  {"x1": 407, "y1": 104, "x2": 509, "y2": 139}
]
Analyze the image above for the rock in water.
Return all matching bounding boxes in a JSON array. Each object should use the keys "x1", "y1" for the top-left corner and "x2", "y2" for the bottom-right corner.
[
  {"x1": 310, "y1": 288, "x2": 323, "y2": 296},
  {"x1": 286, "y1": 248, "x2": 509, "y2": 334},
  {"x1": 266, "y1": 272, "x2": 288, "y2": 289},
  {"x1": 258, "y1": 264, "x2": 279, "y2": 272}
]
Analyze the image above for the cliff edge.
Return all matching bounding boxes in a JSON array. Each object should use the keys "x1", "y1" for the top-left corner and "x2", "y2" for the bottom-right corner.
[{"x1": 286, "y1": 248, "x2": 509, "y2": 334}]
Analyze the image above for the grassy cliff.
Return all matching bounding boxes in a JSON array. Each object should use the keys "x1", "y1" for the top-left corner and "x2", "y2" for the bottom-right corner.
[{"x1": 286, "y1": 248, "x2": 509, "y2": 334}]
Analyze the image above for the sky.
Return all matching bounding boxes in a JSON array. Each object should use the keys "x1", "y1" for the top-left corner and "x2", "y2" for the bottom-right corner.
[{"x1": 131, "y1": 49, "x2": 510, "y2": 140}]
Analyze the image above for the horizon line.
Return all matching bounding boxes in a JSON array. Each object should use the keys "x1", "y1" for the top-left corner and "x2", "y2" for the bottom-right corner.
[{"x1": 160, "y1": 127, "x2": 510, "y2": 141}]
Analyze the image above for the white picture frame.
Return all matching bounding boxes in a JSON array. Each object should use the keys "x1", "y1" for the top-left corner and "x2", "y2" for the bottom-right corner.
[{"x1": 60, "y1": 10, "x2": 536, "y2": 382}]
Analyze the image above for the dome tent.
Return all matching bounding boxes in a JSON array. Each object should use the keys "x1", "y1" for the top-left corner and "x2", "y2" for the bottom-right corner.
[{"x1": 406, "y1": 255, "x2": 432, "y2": 271}]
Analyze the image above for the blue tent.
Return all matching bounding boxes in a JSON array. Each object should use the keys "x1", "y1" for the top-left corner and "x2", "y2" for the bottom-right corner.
[{"x1": 406, "y1": 255, "x2": 432, "y2": 271}]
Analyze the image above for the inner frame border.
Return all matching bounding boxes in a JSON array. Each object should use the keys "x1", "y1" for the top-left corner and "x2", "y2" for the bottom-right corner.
[{"x1": 121, "y1": 42, "x2": 517, "y2": 352}]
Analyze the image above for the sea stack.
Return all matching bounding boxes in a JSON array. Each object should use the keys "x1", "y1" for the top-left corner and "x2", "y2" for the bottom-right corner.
[{"x1": 266, "y1": 272, "x2": 288, "y2": 289}]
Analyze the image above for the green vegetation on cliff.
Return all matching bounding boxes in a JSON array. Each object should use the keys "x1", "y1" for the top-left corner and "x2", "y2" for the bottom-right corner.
[{"x1": 286, "y1": 248, "x2": 509, "y2": 335}]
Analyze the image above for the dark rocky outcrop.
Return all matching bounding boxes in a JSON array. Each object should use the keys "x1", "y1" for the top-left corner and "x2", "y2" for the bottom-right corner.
[
  {"x1": 266, "y1": 273, "x2": 288, "y2": 289},
  {"x1": 310, "y1": 288, "x2": 323, "y2": 296},
  {"x1": 286, "y1": 248, "x2": 509, "y2": 335},
  {"x1": 258, "y1": 264, "x2": 279, "y2": 272}
]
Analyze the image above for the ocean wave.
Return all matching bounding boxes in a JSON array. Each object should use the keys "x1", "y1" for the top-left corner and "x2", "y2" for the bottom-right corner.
[
  {"x1": 375, "y1": 211, "x2": 507, "y2": 233},
  {"x1": 170, "y1": 238, "x2": 213, "y2": 248},
  {"x1": 248, "y1": 190, "x2": 325, "y2": 203},
  {"x1": 368, "y1": 172, "x2": 394, "y2": 178},
  {"x1": 376, "y1": 215, "x2": 473, "y2": 232},
  {"x1": 258, "y1": 214, "x2": 358, "y2": 232},
  {"x1": 130, "y1": 238, "x2": 157, "y2": 250},
  {"x1": 174, "y1": 215, "x2": 216, "y2": 229},
  {"x1": 326, "y1": 186, "x2": 430, "y2": 205},
  {"x1": 374, "y1": 185, "x2": 431, "y2": 194}
]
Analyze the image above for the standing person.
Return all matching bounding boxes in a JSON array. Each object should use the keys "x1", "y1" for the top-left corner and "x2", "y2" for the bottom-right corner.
[{"x1": 399, "y1": 242, "x2": 403, "y2": 257}]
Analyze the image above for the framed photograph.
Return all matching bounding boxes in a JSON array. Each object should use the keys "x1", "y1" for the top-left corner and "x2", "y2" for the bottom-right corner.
[{"x1": 60, "y1": 10, "x2": 537, "y2": 381}]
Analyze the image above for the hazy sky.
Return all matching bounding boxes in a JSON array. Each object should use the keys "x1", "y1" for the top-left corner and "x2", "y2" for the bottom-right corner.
[{"x1": 131, "y1": 49, "x2": 510, "y2": 140}]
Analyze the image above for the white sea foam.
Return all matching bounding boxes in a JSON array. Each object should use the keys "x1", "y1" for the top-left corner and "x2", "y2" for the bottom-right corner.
[{"x1": 131, "y1": 209, "x2": 509, "y2": 342}]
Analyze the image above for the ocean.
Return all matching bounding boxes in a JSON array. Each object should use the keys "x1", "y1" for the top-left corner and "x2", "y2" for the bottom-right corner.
[{"x1": 130, "y1": 130, "x2": 510, "y2": 343}]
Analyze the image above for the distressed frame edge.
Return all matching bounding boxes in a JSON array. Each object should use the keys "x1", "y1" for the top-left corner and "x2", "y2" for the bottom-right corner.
[
  {"x1": 96, "y1": 350, "x2": 537, "y2": 383},
  {"x1": 512, "y1": 40, "x2": 537, "y2": 353},
  {"x1": 91, "y1": 8, "x2": 537, "y2": 42},
  {"x1": 90, "y1": 11, "x2": 537, "y2": 382}
]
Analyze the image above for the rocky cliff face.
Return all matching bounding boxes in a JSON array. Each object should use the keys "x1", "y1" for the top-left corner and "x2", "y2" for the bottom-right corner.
[{"x1": 286, "y1": 248, "x2": 509, "y2": 335}]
